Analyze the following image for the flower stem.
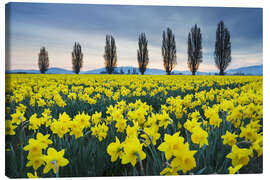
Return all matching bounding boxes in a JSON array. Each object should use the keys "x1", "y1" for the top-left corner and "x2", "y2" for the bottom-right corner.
[
  {"x1": 136, "y1": 152, "x2": 144, "y2": 176},
  {"x1": 51, "y1": 160, "x2": 59, "y2": 178}
]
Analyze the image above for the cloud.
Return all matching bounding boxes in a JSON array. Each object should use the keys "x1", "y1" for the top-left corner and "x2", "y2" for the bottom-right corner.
[
  {"x1": 6, "y1": 3, "x2": 262, "y2": 72},
  {"x1": 230, "y1": 53, "x2": 262, "y2": 69}
]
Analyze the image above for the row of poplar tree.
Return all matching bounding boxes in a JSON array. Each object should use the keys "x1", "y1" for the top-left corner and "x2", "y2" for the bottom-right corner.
[{"x1": 38, "y1": 20, "x2": 231, "y2": 75}]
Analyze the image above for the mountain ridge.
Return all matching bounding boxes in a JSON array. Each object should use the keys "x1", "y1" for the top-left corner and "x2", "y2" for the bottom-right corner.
[{"x1": 6, "y1": 64, "x2": 263, "y2": 75}]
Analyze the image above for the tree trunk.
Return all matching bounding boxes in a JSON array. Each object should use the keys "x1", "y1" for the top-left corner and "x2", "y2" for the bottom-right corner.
[
  {"x1": 192, "y1": 71, "x2": 195, "y2": 75},
  {"x1": 167, "y1": 71, "x2": 171, "y2": 75},
  {"x1": 219, "y1": 69, "x2": 224, "y2": 75}
]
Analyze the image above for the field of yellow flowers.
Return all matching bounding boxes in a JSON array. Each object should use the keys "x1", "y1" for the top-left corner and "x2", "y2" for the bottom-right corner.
[{"x1": 5, "y1": 74, "x2": 263, "y2": 178}]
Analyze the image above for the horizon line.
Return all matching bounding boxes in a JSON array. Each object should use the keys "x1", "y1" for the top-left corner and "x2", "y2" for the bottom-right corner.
[{"x1": 6, "y1": 63, "x2": 263, "y2": 72}]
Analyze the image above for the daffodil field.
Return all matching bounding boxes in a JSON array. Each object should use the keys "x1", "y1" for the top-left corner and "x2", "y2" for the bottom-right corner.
[{"x1": 5, "y1": 74, "x2": 263, "y2": 178}]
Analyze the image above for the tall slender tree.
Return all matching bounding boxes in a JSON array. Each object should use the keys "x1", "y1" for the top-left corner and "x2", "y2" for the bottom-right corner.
[
  {"x1": 72, "y1": 42, "x2": 83, "y2": 74},
  {"x1": 137, "y1": 33, "x2": 149, "y2": 75},
  {"x1": 38, "y1": 47, "x2": 49, "y2": 74},
  {"x1": 162, "y1": 28, "x2": 177, "y2": 75},
  {"x1": 187, "y1": 24, "x2": 203, "y2": 75},
  {"x1": 104, "y1": 35, "x2": 117, "y2": 74},
  {"x1": 214, "y1": 21, "x2": 231, "y2": 75}
]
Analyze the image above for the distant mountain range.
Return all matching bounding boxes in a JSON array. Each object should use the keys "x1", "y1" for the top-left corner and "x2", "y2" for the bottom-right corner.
[
  {"x1": 226, "y1": 65, "x2": 263, "y2": 75},
  {"x1": 6, "y1": 64, "x2": 263, "y2": 75}
]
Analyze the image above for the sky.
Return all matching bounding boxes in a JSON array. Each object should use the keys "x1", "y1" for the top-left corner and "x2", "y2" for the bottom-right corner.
[{"x1": 5, "y1": 3, "x2": 262, "y2": 72}]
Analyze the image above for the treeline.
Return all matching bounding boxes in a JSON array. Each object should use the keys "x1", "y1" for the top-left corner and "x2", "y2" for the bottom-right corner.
[{"x1": 38, "y1": 20, "x2": 231, "y2": 75}]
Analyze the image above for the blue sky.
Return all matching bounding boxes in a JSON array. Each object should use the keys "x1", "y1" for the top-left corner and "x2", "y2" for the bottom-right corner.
[{"x1": 6, "y1": 3, "x2": 262, "y2": 72}]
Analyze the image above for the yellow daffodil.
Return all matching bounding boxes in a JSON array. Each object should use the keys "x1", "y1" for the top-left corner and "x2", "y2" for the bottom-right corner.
[
  {"x1": 228, "y1": 164, "x2": 243, "y2": 174},
  {"x1": 27, "y1": 171, "x2": 39, "y2": 178},
  {"x1": 36, "y1": 133, "x2": 53, "y2": 148},
  {"x1": 42, "y1": 148, "x2": 69, "y2": 174},
  {"x1": 107, "y1": 137, "x2": 124, "y2": 162},
  {"x1": 121, "y1": 137, "x2": 146, "y2": 166},
  {"x1": 91, "y1": 123, "x2": 109, "y2": 141},
  {"x1": 5, "y1": 120, "x2": 17, "y2": 135},
  {"x1": 158, "y1": 132, "x2": 185, "y2": 160},
  {"x1": 26, "y1": 155, "x2": 45, "y2": 170},
  {"x1": 170, "y1": 148, "x2": 197, "y2": 173},
  {"x1": 24, "y1": 138, "x2": 46, "y2": 156},
  {"x1": 191, "y1": 126, "x2": 208, "y2": 148},
  {"x1": 226, "y1": 145, "x2": 251, "y2": 167},
  {"x1": 221, "y1": 131, "x2": 238, "y2": 146}
]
